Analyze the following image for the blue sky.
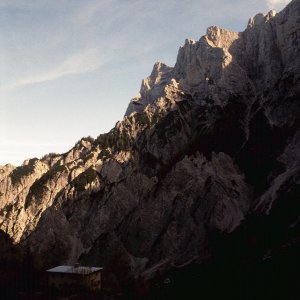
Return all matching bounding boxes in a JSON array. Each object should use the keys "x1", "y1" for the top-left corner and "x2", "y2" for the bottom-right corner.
[{"x1": 0, "y1": 0, "x2": 290, "y2": 166}]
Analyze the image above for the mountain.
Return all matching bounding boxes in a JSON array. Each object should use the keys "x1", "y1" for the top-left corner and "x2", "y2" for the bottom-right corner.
[{"x1": 0, "y1": 0, "x2": 300, "y2": 296}]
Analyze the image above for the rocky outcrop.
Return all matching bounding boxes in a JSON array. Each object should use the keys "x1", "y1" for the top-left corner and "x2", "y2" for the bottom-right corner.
[
  {"x1": 0, "y1": 0, "x2": 299, "y2": 282},
  {"x1": 125, "y1": 62, "x2": 174, "y2": 116}
]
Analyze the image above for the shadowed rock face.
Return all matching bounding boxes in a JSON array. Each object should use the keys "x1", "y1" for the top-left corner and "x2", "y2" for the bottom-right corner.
[{"x1": 0, "y1": 0, "x2": 299, "y2": 279}]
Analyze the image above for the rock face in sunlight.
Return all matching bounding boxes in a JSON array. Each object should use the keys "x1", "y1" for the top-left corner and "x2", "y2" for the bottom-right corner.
[{"x1": 0, "y1": 0, "x2": 299, "y2": 282}]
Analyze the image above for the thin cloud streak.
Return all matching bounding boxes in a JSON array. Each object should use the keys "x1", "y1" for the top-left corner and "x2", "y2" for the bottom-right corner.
[
  {"x1": 71, "y1": 0, "x2": 113, "y2": 27},
  {"x1": 0, "y1": 47, "x2": 109, "y2": 92}
]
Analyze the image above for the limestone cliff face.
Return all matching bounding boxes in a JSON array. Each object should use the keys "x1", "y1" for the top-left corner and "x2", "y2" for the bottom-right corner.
[{"x1": 1, "y1": 0, "x2": 300, "y2": 277}]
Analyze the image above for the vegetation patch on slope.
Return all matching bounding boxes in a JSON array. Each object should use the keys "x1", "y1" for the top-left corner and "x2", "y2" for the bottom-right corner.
[
  {"x1": 95, "y1": 128, "x2": 132, "y2": 152},
  {"x1": 70, "y1": 167, "x2": 98, "y2": 192},
  {"x1": 10, "y1": 158, "x2": 38, "y2": 186},
  {"x1": 27, "y1": 164, "x2": 67, "y2": 202},
  {"x1": 97, "y1": 149, "x2": 114, "y2": 161}
]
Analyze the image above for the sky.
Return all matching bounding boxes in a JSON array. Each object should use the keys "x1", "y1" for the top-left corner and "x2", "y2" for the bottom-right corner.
[{"x1": 0, "y1": 0, "x2": 291, "y2": 166}]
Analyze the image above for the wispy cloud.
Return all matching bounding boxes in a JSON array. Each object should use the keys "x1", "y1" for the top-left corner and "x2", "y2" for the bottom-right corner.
[
  {"x1": 71, "y1": 0, "x2": 112, "y2": 26},
  {"x1": 0, "y1": 47, "x2": 109, "y2": 92},
  {"x1": 266, "y1": 0, "x2": 290, "y2": 10}
]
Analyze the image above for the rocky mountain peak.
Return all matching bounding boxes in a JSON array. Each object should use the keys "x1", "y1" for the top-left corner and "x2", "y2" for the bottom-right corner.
[
  {"x1": 184, "y1": 38, "x2": 196, "y2": 46},
  {"x1": 247, "y1": 13, "x2": 266, "y2": 28},
  {"x1": 205, "y1": 26, "x2": 240, "y2": 49},
  {"x1": 125, "y1": 61, "x2": 174, "y2": 116},
  {"x1": 267, "y1": 9, "x2": 277, "y2": 19},
  {"x1": 247, "y1": 9, "x2": 277, "y2": 28}
]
